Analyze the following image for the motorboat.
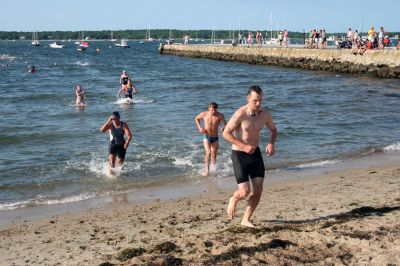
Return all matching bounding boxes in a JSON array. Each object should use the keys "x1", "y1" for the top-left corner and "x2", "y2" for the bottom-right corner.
[
  {"x1": 49, "y1": 42, "x2": 64, "y2": 48},
  {"x1": 80, "y1": 41, "x2": 90, "y2": 47},
  {"x1": 115, "y1": 39, "x2": 130, "y2": 48}
]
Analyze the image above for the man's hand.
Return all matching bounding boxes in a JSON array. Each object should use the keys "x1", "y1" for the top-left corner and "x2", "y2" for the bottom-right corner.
[
  {"x1": 242, "y1": 144, "x2": 256, "y2": 155},
  {"x1": 266, "y1": 143, "x2": 275, "y2": 156}
]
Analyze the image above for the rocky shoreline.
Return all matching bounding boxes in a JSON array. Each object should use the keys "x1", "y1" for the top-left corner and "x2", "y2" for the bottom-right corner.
[{"x1": 160, "y1": 44, "x2": 400, "y2": 78}]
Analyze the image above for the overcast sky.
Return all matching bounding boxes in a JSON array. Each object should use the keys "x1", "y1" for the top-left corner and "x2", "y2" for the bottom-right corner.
[{"x1": 1, "y1": 0, "x2": 399, "y2": 33}]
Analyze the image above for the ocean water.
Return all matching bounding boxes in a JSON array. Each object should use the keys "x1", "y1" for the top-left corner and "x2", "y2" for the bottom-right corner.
[{"x1": 1, "y1": 40, "x2": 400, "y2": 211}]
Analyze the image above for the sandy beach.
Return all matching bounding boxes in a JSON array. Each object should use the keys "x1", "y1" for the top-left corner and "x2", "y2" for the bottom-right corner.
[{"x1": 1, "y1": 161, "x2": 400, "y2": 266}]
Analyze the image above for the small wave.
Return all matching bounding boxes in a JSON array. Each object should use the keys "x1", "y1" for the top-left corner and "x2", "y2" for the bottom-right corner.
[
  {"x1": 115, "y1": 98, "x2": 134, "y2": 104},
  {"x1": 115, "y1": 97, "x2": 154, "y2": 105},
  {"x1": 0, "y1": 54, "x2": 16, "y2": 61},
  {"x1": 0, "y1": 193, "x2": 97, "y2": 211},
  {"x1": 173, "y1": 158, "x2": 194, "y2": 167},
  {"x1": 74, "y1": 61, "x2": 91, "y2": 66},
  {"x1": 384, "y1": 142, "x2": 400, "y2": 152},
  {"x1": 133, "y1": 97, "x2": 154, "y2": 104},
  {"x1": 293, "y1": 159, "x2": 341, "y2": 169}
]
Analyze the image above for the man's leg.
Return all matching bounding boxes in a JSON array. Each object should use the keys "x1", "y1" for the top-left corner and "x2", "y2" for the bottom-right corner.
[
  {"x1": 108, "y1": 154, "x2": 116, "y2": 175},
  {"x1": 227, "y1": 181, "x2": 250, "y2": 220},
  {"x1": 209, "y1": 141, "x2": 219, "y2": 172},
  {"x1": 203, "y1": 139, "x2": 211, "y2": 176},
  {"x1": 241, "y1": 177, "x2": 264, "y2": 227}
]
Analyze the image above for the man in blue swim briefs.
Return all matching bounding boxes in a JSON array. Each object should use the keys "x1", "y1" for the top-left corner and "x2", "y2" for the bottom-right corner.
[
  {"x1": 223, "y1": 85, "x2": 277, "y2": 227},
  {"x1": 100, "y1": 111, "x2": 132, "y2": 175},
  {"x1": 195, "y1": 102, "x2": 227, "y2": 176}
]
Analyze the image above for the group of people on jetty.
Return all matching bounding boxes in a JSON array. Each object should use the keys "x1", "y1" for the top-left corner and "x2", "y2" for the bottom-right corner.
[{"x1": 98, "y1": 84, "x2": 277, "y2": 228}]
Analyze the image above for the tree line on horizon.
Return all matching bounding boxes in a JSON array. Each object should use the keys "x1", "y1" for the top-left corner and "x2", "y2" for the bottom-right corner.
[{"x1": 0, "y1": 30, "x2": 399, "y2": 41}]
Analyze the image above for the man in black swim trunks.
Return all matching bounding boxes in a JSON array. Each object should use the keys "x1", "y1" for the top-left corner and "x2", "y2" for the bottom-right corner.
[
  {"x1": 223, "y1": 85, "x2": 277, "y2": 227},
  {"x1": 195, "y1": 102, "x2": 226, "y2": 176},
  {"x1": 100, "y1": 111, "x2": 132, "y2": 175}
]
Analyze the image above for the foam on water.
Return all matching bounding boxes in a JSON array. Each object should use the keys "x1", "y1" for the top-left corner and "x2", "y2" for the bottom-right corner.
[
  {"x1": 384, "y1": 142, "x2": 400, "y2": 152},
  {"x1": 293, "y1": 160, "x2": 341, "y2": 169},
  {"x1": 0, "y1": 54, "x2": 16, "y2": 61},
  {"x1": 114, "y1": 97, "x2": 154, "y2": 105},
  {"x1": 0, "y1": 193, "x2": 97, "y2": 211},
  {"x1": 74, "y1": 60, "x2": 91, "y2": 66}
]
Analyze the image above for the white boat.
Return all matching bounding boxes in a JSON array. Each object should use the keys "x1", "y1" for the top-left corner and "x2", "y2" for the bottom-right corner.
[
  {"x1": 144, "y1": 26, "x2": 154, "y2": 42},
  {"x1": 49, "y1": 42, "x2": 64, "y2": 48},
  {"x1": 31, "y1": 31, "x2": 40, "y2": 46},
  {"x1": 115, "y1": 39, "x2": 130, "y2": 48}
]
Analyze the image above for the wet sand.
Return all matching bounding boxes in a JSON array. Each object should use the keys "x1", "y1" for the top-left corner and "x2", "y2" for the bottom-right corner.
[{"x1": 1, "y1": 162, "x2": 400, "y2": 265}]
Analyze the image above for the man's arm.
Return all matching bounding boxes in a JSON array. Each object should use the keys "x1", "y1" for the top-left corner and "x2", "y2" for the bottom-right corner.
[
  {"x1": 219, "y1": 113, "x2": 227, "y2": 132},
  {"x1": 123, "y1": 123, "x2": 132, "y2": 150},
  {"x1": 100, "y1": 117, "x2": 113, "y2": 132},
  {"x1": 264, "y1": 111, "x2": 277, "y2": 156},
  {"x1": 195, "y1": 112, "x2": 206, "y2": 134},
  {"x1": 222, "y1": 111, "x2": 254, "y2": 154}
]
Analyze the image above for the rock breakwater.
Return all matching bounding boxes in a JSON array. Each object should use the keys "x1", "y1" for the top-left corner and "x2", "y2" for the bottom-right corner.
[{"x1": 160, "y1": 44, "x2": 400, "y2": 78}]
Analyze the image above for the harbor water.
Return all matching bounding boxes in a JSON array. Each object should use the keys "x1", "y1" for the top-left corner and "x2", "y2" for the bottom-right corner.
[{"x1": 1, "y1": 40, "x2": 400, "y2": 212}]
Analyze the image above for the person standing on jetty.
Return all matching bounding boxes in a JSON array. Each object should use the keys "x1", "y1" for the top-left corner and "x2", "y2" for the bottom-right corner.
[
  {"x1": 223, "y1": 85, "x2": 277, "y2": 227},
  {"x1": 100, "y1": 111, "x2": 132, "y2": 175},
  {"x1": 195, "y1": 102, "x2": 226, "y2": 176}
]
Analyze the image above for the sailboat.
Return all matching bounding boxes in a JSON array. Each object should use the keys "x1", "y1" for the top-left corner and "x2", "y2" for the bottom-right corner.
[
  {"x1": 145, "y1": 26, "x2": 154, "y2": 42},
  {"x1": 166, "y1": 29, "x2": 174, "y2": 44},
  {"x1": 31, "y1": 30, "x2": 40, "y2": 46},
  {"x1": 110, "y1": 30, "x2": 117, "y2": 42}
]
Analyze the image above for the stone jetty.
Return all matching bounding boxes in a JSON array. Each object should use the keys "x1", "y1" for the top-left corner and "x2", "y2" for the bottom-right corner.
[{"x1": 159, "y1": 44, "x2": 400, "y2": 78}]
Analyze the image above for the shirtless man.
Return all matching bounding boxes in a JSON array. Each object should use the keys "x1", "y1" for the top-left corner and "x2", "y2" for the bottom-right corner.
[
  {"x1": 195, "y1": 102, "x2": 226, "y2": 176},
  {"x1": 75, "y1": 84, "x2": 85, "y2": 106},
  {"x1": 223, "y1": 85, "x2": 277, "y2": 227},
  {"x1": 100, "y1": 111, "x2": 132, "y2": 175}
]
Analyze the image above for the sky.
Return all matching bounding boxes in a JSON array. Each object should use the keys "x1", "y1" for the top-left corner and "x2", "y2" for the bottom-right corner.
[{"x1": 1, "y1": 0, "x2": 399, "y2": 33}]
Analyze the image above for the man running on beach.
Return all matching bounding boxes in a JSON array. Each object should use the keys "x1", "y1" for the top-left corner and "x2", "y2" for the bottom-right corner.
[
  {"x1": 100, "y1": 111, "x2": 132, "y2": 175},
  {"x1": 195, "y1": 102, "x2": 226, "y2": 176},
  {"x1": 223, "y1": 85, "x2": 277, "y2": 227}
]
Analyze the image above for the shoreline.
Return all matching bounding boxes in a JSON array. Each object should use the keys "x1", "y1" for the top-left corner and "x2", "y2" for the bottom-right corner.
[
  {"x1": 1, "y1": 154, "x2": 400, "y2": 265},
  {"x1": 1, "y1": 151, "x2": 400, "y2": 227}
]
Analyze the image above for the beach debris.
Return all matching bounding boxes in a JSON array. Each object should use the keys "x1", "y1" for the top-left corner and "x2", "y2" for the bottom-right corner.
[{"x1": 116, "y1": 247, "x2": 146, "y2": 261}]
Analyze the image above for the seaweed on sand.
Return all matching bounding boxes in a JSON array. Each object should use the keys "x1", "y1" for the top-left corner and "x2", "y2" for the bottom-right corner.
[{"x1": 115, "y1": 247, "x2": 146, "y2": 261}]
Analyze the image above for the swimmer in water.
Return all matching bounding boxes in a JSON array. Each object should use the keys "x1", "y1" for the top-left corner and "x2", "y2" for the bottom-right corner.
[
  {"x1": 75, "y1": 84, "x2": 85, "y2": 106},
  {"x1": 100, "y1": 111, "x2": 132, "y2": 175}
]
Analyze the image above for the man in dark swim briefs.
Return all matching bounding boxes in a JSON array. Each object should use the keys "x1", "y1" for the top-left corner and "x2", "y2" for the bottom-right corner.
[
  {"x1": 195, "y1": 102, "x2": 227, "y2": 176},
  {"x1": 223, "y1": 85, "x2": 277, "y2": 228},
  {"x1": 100, "y1": 111, "x2": 132, "y2": 175}
]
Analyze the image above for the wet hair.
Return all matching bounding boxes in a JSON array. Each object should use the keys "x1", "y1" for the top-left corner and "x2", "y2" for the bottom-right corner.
[
  {"x1": 112, "y1": 111, "x2": 120, "y2": 118},
  {"x1": 209, "y1": 102, "x2": 218, "y2": 108},
  {"x1": 247, "y1": 85, "x2": 263, "y2": 95}
]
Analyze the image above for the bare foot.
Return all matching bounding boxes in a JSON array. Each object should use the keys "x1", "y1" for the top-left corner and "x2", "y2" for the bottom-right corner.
[
  {"x1": 203, "y1": 169, "x2": 209, "y2": 176},
  {"x1": 109, "y1": 168, "x2": 115, "y2": 176},
  {"x1": 227, "y1": 197, "x2": 237, "y2": 220},
  {"x1": 241, "y1": 221, "x2": 255, "y2": 228}
]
